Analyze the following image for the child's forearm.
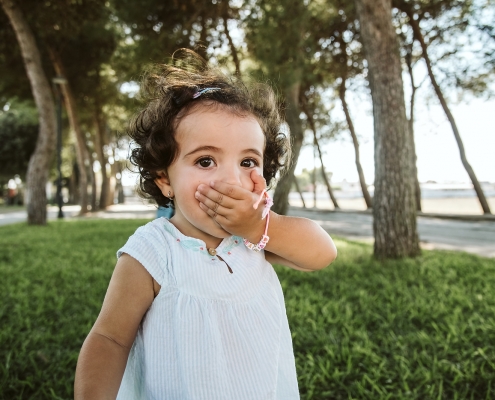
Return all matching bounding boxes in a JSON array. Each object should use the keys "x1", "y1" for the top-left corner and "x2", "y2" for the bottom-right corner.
[
  {"x1": 74, "y1": 330, "x2": 130, "y2": 400},
  {"x1": 263, "y1": 212, "x2": 337, "y2": 271}
]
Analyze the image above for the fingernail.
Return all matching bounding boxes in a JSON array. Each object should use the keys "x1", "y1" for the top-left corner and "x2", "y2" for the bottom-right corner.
[{"x1": 195, "y1": 191, "x2": 200, "y2": 199}]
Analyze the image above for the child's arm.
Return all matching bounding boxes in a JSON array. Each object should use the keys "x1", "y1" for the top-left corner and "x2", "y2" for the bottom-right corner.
[
  {"x1": 74, "y1": 254, "x2": 156, "y2": 399},
  {"x1": 262, "y1": 212, "x2": 337, "y2": 271},
  {"x1": 196, "y1": 173, "x2": 337, "y2": 271}
]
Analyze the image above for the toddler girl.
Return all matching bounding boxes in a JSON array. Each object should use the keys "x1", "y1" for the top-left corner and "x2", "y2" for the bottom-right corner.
[{"x1": 74, "y1": 51, "x2": 337, "y2": 400}]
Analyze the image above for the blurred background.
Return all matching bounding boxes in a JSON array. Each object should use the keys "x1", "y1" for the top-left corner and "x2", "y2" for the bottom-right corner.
[{"x1": 1, "y1": 0, "x2": 494, "y2": 218}]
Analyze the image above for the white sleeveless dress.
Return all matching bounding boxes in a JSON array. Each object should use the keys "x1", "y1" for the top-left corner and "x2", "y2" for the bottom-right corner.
[{"x1": 116, "y1": 218, "x2": 299, "y2": 400}]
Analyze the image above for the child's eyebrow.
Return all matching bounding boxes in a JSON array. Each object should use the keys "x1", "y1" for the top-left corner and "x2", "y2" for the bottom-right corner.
[
  {"x1": 184, "y1": 146, "x2": 220, "y2": 158},
  {"x1": 183, "y1": 146, "x2": 263, "y2": 158},
  {"x1": 242, "y1": 149, "x2": 263, "y2": 158}
]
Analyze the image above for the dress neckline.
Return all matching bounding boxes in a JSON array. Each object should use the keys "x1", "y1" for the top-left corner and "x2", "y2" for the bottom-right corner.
[{"x1": 161, "y1": 218, "x2": 243, "y2": 256}]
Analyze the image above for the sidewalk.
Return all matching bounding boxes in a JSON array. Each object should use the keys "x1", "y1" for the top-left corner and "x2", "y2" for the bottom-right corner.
[{"x1": 287, "y1": 207, "x2": 495, "y2": 258}]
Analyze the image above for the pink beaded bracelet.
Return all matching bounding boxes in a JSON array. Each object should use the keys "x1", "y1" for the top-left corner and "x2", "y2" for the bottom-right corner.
[{"x1": 243, "y1": 191, "x2": 273, "y2": 252}]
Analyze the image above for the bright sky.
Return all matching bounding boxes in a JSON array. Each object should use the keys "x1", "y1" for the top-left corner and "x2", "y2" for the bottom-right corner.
[{"x1": 296, "y1": 94, "x2": 495, "y2": 184}]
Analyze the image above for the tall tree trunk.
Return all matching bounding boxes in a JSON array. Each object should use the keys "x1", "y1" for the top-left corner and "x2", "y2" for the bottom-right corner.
[
  {"x1": 222, "y1": 15, "x2": 241, "y2": 76},
  {"x1": 272, "y1": 82, "x2": 305, "y2": 215},
  {"x1": 314, "y1": 136, "x2": 339, "y2": 210},
  {"x1": 197, "y1": 11, "x2": 208, "y2": 60},
  {"x1": 1, "y1": 0, "x2": 56, "y2": 225},
  {"x1": 404, "y1": 11, "x2": 491, "y2": 214},
  {"x1": 355, "y1": 0, "x2": 420, "y2": 259},
  {"x1": 91, "y1": 151, "x2": 98, "y2": 212},
  {"x1": 292, "y1": 175, "x2": 306, "y2": 208},
  {"x1": 339, "y1": 77, "x2": 373, "y2": 208},
  {"x1": 68, "y1": 161, "x2": 77, "y2": 204},
  {"x1": 300, "y1": 99, "x2": 340, "y2": 209},
  {"x1": 72, "y1": 160, "x2": 81, "y2": 204},
  {"x1": 107, "y1": 159, "x2": 117, "y2": 207},
  {"x1": 312, "y1": 146, "x2": 317, "y2": 208},
  {"x1": 94, "y1": 107, "x2": 110, "y2": 209},
  {"x1": 116, "y1": 161, "x2": 125, "y2": 204},
  {"x1": 405, "y1": 48, "x2": 422, "y2": 211},
  {"x1": 87, "y1": 143, "x2": 97, "y2": 211},
  {"x1": 49, "y1": 48, "x2": 89, "y2": 215}
]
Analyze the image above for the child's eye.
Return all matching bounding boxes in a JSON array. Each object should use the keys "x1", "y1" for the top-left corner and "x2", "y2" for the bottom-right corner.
[
  {"x1": 240, "y1": 158, "x2": 259, "y2": 168},
  {"x1": 196, "y1": 157, "x2": 215, "y2": 168}
]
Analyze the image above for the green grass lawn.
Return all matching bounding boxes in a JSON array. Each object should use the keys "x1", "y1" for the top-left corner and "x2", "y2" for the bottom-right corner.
[{"x1": 1, "y1": 219, "x2": 494, "y2": 399}]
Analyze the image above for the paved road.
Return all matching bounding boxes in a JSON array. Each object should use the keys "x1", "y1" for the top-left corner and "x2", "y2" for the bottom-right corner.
[
  {"x1": 1, "y1": 204, "x2": 494, "y2": 258},
  {"x1": 288, "y1": 208, "x2": 495, "y2": 258},
  {"x1": 0, "y1": 205, "x2": 82, "y2": 226}
]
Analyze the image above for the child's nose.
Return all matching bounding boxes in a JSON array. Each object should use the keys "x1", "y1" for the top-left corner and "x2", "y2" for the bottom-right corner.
[{"x1": 217, "y1": 166, "x2": 243, "y2": 186}]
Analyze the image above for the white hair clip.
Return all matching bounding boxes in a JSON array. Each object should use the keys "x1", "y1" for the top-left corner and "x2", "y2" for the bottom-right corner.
[{"x1": 192, "y1": 87, "x2": 221, "y2": 99}]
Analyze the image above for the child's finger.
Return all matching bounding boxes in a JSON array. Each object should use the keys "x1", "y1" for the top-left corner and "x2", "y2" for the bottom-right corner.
[
  {"x1": 197, "y1": 196, "x2": 230, "y2": 218},
  {"x1": 196, "y1": 186, "x2": 236, "y2": 209},
  {"x1": 199, "y1": 202, "x2": 229, "y2": 224},
  {"x1": 251, "y1": 171, "x2": 267, "y2": 196},
  {"x1": 203, "y1": 181, "x2": 245, "y2": 201}
]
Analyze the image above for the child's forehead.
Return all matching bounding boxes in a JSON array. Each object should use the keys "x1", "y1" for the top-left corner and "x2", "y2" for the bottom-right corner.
[
  {"x1": 175, "y1": 105, "x2": 264, "y2": 139},
  {"x1": 176, "y1": 102, "x2": 259, "y2": 126},
  {"x1": 173, "y1": 107, "x2": 266, "y2": 156}
]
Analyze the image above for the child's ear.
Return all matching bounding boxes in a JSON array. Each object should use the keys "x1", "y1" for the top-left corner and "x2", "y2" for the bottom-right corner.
[{"x1": 154, "y1": 171, "x2": 171, "y2": 192}]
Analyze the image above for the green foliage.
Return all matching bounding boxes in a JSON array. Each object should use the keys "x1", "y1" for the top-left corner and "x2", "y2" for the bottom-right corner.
[
  {"x1": 244, "y1": 0, "x2": 311, "y2": 85},
  {"x1": 0, "y1": 0, "x2": 111, "y2": 103},
  {"x1": 1, "y1": 220, "x2": 495, "y2": 398},
  {"x1": 112, "y1": 0, "x2": 225, "y2": 70},
  {"x1": 0, "y1": 102, "x2": 38, "y2": 180}
]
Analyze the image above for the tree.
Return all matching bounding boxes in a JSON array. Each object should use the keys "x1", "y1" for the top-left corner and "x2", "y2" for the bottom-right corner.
[
  {"x1": 300, "y1": 92, "x2": 340, "y2": 209},
  {"x1": 354, "y1": 0, "x2": 420, "y2": 258},
  {"x1": 403, "y1": 39, "x2": 423, "y2": 211},
  {"x1": 51, "y1": 17, "x2": 119, "y2": 210},
  {"x1": 335, "y1": 36, "x2": 373, "y2": 209},
  {"x1": 0, "y1": 0, "x2": 57, "y2": 224},
  {"x1": 244, "y1": 0, "x2": 322, "y2": 215},
  {"x1": 318, "y1": 1, "x2": 373, "y2": 209},
  {"x1": 221, "y1": 2, "x2": 241, "y2": 76},
  {"x1": 49, "y1": 48, "x2": 90, "y2": 214},
  {"x1": 292, "y1": 175, "x2": 307, "y2": 208},
  {"x1": 112, "y1": 0, "x2": 226, "y2": 70},
  {"x1": 0, "y1": 102, "x2": 38, "y2": 181},
  {"x1": 1, "y1": 0, "x2": 116, "y2": 217},
  {"x1": 394, "y1": 0, "x2": 492, "y2": 214}
]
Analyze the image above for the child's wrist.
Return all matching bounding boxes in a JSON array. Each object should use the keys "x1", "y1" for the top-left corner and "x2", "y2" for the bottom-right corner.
[
  {"x1": 243, "y1": 191, "x2": 273, "y2": 252},
  {"x1": 244, "y1": 215, "x2": 267, "y2": 243},
  {"x1": 243, "y1": 213, "x2": 270, "y2": 251}
]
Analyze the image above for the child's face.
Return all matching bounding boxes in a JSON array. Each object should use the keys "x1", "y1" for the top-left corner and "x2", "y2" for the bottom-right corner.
[{"x1": 156, "y1": 106, "x2": 265, "y2": 246}]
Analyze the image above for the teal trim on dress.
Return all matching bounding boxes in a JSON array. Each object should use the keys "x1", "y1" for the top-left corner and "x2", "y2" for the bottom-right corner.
[{"x1": 162, "y1": 220, "x2": 242, "y2": 257}]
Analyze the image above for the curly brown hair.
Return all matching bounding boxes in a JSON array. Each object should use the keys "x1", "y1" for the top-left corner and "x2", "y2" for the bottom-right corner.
[{"x1": 128, "y1": 50, "x2": 291, "y2": 208}]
